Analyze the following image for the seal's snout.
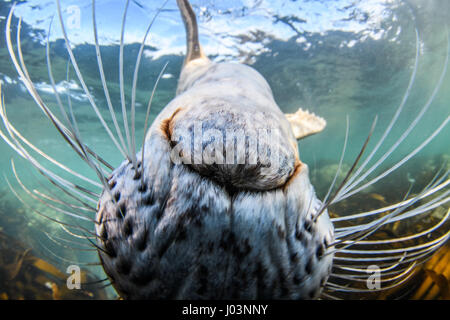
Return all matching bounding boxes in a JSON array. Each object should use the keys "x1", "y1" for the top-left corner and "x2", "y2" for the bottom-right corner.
[{"x1": 166, "y1": 102, "x2": 297, "y2": 190}]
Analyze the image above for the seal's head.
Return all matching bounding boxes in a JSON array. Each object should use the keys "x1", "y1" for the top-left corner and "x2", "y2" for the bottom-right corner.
[
  {"x1": 1, "y1": 0, "x2": 448, "y2": 300},
  {"x1": 94, "y1": 1, "x2": 335, "y2": 298}
]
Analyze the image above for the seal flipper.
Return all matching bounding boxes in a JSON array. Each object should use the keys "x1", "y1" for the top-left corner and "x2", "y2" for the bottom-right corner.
[
  {"x1": 285, "y1": 108, "x2": 326, "y2": 139},
  {"x1": 177, "y1": 0, "x2": 209, "y2": 65}
]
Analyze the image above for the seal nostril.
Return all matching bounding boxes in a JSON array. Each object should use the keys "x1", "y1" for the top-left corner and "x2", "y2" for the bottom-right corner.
[{"x1": 114, "y1": 192, "x2": 121, "y2": 202}]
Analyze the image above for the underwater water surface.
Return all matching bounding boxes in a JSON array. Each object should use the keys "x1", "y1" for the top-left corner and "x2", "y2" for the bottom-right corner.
[{"x1": 0, "y1": 0, "x2": 448, "y2": 299}]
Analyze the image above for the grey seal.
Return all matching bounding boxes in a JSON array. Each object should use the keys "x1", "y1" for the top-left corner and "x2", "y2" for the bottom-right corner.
[{"x1": 1, "y1": 0, "x2": 448, "y2": 300}]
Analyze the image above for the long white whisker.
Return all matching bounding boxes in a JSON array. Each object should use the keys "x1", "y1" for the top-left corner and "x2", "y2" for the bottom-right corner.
[
  {"x1": 322, "y1": 115, "x2": 349, "y2": 204},
  {"x1": 335, "y1": 34, "x2": 450, "y2": 203},
  {"x1": 11, "y1": 160, "x2": 94, "y2": 222},
  {"x1": 140, "y1": 61, "x2": 169, "y2": 185},
  {"x1": 131, "y1": 0, "x2": 170, "y2": 165},
  {"x1": 6, "y1": 4, "x2": 113, "y2": 176},
  {"x1": 45, "y1": 232, "x2": 97, "y2": 251},
  {"x1": 332, "y1": 172, "x2": 448, "y2": 246},
  {"x1": 59, "y1": 224, "x2": 96, "y2": 240},
  {"x1": 46, "y1": 26, "x2": 116, "y2": 198},
  {"x1": 92, "y1": 0, "x2": 129, "y2": 158},
  {"x1": 55, "y1": 0, "x2": 129, "y2": 160},
  {"x1": 33, "y1": 188, "x2": 96, "y2": 214},
  {"x1": 314, "y1": 116, "x2": 378, "y2": 222},
  {"x1": 338, "y1": 115, "x2": 449, "y2": 202},
  {"x1": 330, "y1": 182, "x2": 435, "y2": 250},
  {"x1": 332, "y1": 177, "x2": 449, "y2": 223},
  {"x1": 337, "y1": 208, "x2": 449, "y2": 247},
  {"x1": 119, "y1": 0, "x2": 134, "y2": 166},
  {"x1": 37, "y1": 238, "x2": 100, "y2": 266},
  {"x1": 5, "y1": 177, "x2": 94, "y2": 232},
  {"x1": 338, "y1": 29, "x2": 420, "y2": 196},
  {"x1": 325, "y1": 265, "x2": 416, "y2": 293},
  {"x1": 333, "y1": 254, "x2": 407, "y2": 274},
  {"x1": 0, "y1": 94, "x2": 99, "y2": 203}
]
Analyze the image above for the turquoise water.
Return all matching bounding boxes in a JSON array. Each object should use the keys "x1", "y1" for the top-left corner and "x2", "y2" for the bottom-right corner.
[{"x1": 0, "y1": 0, "x2": 448, "y2": 298}]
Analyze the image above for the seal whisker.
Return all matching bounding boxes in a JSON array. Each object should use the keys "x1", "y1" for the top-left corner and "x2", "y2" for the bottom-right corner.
[
  {"x1": 325, "y1": 268, "x2": 415, "y2": 293},
  {"x1": 55, "y1": 0, "x2": 130, "y2": 161},
  {"x1": 0, "y1": 93, "x2": 101, "y2": 189},
  {"x1": 335, "y1": 230, "x2": 450, "y2": 257},
  {"x1": 131, "y1": 0, "x2": 170, "y2": 168},
  {"x1": 340, "y1": 208, "x2": 450, "y2": 246},
  {"x1": 333, "y1": 235, "x2": 449, "y2": 263},
  {"x1": 63, "y1": 59, "x2": 113, "y2": 173},
  {"x1": 92, "y1": 0, "x2": 129, "y2": 158},
  {"x1": 118, "y1": 0, "x2": 134, "y2": 166},
  {"x1": 37, "y1": 238, "x2": 103, "y2": 267},
  {"x1": 320, "y1": 292, "x2": 342, "y2": 300},
  {"x1": 7, "y1": 171, "x2": 104, "y2": 243},
  {"x1": 332, "y1": 167, "x2": 449, "y2": 242},
  {"x1": 331, "y1": 198, "x2": 444, "y2": 253},
  {"x1": 0, "y1": 97, "x2": 99, "y2": 203},
  {"x1": 44, "y1": 231, "x2": 96, "y2": 250},
  {"x1": 5, "y1": 9, "x2": 108, "y2": 184},
  {"x1": 46, "y1": 19, "x2": 113, "y2": 193},
  {"x1": 334, "y1": 176, "x2": 448, "y2": 236},
  {"x1": 314, "y1": 115, "x2": 378, "y2": 222},
  {"x1": 332, "y1": 244, "x2": 447, "y2": 265},
  {"x1": 44, "y1": 232, "x2": 97, "y2": 252},
  {"x1": 339, "y1": 115, "x2": 450, "y2": 202},
  {"x1": 333, "y1": 183, "x2": 449, "y2": 251},
  {"x1": 140, "y1": 61, "x2": 169, "y2": 185},
  {"x1": 332, "y1": 175, "x2": 449, "y2": 224},
  {"x1": 337, "y1": 28, "x2": 421, "y2": 196},
  {"x1": 81, "y1": 278, "x2": 111, "y2": 287},
  {"x1": 11, "y1": 159, "x2": 95, "y2": 223},
  {"x1": 34, "y1": 188, "x2": 96, "y2": 214},
  {"x1": 5, "y1": 178, "x2": 97, "y2": 235},
  {"x1": 322, "y1": 115, "x2": 350, "y2": 205},
  {"x1": 40, "y1": 171, "x2": 99, "y2": 211},
  {"x1": 59, "y1": 224, "x2": 97, "y2": 241},
  {"x1": 46, "y1": 18, "x2": 79, "y2": 141},
  {"x1": 330, "y1": 263, "x2": 415, "y2": 283},
  {"x1": 333, "y1": 253, "x2": 408, "y2": 274},
  {"x1": 4, "y1": 6, "x2": 113, "y2": 206},
  {"x1": 335, "y1": 33, "x2": 450, "y2": 202}
]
